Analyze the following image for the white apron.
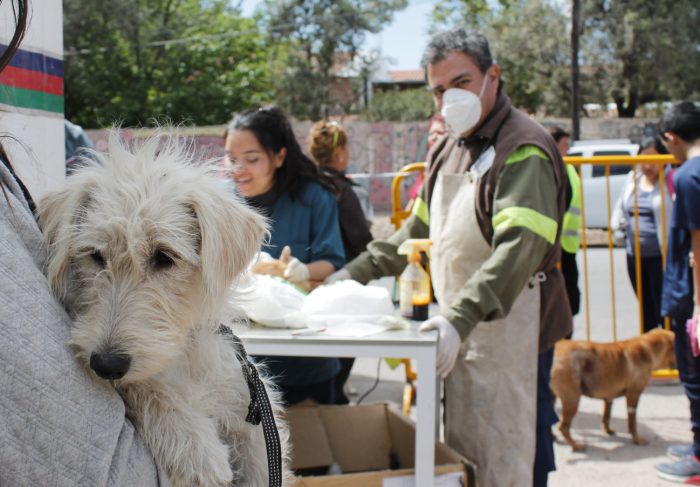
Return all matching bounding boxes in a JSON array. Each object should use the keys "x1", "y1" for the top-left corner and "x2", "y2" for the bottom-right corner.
[{"x1": 430, "y1": 168, "x2": 540, "y2": 487}]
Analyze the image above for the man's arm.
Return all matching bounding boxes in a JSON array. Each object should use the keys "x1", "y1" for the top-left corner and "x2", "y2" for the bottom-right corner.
[
  {"x1": 345, "y1": 197, "x2": 430, "y2": 283},
  {"x1": 444, "y1": 146, "x2": 559, "y2": 339}
]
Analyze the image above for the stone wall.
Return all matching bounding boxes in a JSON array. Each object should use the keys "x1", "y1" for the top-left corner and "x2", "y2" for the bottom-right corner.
[{"x1": 85, "y1": 116, "x2": 660, "y2": 212}]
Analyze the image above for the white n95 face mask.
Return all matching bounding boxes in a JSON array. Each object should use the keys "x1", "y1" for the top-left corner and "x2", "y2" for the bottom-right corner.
[{"x1": 441, "y1": 75, "x2": 489, "y2": 136}]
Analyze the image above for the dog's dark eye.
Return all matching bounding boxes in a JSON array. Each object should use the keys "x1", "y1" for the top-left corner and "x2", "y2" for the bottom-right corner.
[
  {"x1": 90, "y1": 250, "x2": 106, "y2": 267},
  {"x1": 151, "y1": 249, "x2": 175, "y2": 270}
]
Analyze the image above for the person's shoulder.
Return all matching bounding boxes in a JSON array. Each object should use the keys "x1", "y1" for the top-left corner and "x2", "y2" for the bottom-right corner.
[
  {"x1": 676, "y1": 157, "x2": 700, "y2": 181},
  {"x1": 675, "y1": 158, "x2": 700, "y2": 197},
  {"x1": 301, "y1": 179, "x2": 336, "y2": 201}
]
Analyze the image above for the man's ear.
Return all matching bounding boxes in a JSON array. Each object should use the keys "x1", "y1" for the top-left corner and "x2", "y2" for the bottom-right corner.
[{"x1": 488, "y1": 64, "x2": 500, "y2": 87}]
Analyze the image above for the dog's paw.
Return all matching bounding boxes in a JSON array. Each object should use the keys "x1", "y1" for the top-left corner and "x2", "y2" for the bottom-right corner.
[
  {"x1": 604, "y1": 427, "x2": 616, "y2": 436},
  {"x1": 572, "y1": 442, "x2": 587, "y2": 452},
  {"x1": 633, "y1": 435, "x2": 649, "y2": 446},
  {"x1": 171, "y1": 440, "x2": 233, "y2": 487},
  {"x1": 197, "y1": 444, "x2": 234, "y2": 487}
]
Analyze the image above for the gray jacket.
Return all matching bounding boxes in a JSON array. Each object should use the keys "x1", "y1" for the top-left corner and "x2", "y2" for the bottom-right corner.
[{"x1": 0, "y1": 162, "x2": 169, "y2": 486}]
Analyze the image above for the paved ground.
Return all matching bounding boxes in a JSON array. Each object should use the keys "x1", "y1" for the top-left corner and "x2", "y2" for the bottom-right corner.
[{"x1": 346, "y1": 247, "x2": 692, "y2": 486}]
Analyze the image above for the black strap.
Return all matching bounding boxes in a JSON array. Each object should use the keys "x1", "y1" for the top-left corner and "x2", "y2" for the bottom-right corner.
[
  {"x1": 1, "y1": 151, "x2": 37, "y2": 216},
  {"x1": 218, "y1": 324, "x2": 282, "y2": 487}
]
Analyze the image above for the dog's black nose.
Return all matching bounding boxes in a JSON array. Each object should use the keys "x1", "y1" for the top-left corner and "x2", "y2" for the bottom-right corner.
[{"x1": 90, "y1": 352, "x2": 131, "y2": 380}]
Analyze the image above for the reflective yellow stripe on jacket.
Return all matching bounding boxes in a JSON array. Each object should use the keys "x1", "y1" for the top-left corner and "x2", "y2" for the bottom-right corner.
[
  {"x1": 560, "y1": 164, "x2": 582, "y2": 253},
  {"x1": 492, "y1": 207, "x2": 558, "y2": 244},
  {"x1": 411, "y1": 196, "x2": 429, "y2": 225},
  {"x1": 493, "y1": 145, "x2": 558, "y2": 244}
]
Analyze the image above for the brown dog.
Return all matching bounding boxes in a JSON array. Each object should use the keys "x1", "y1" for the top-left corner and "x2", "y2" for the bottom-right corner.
[{"x1": 550, "y1": 328, "x2": 676, "y2": 451}]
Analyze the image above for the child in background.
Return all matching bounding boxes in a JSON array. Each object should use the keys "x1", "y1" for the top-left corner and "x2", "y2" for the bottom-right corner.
[{"x1": 655, "y1": 102, "x2": 700, "y2": 483}]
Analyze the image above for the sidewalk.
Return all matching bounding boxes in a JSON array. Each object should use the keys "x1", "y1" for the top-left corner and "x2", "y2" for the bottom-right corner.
[{"x1": 349, "y1": 358, "x2": 692, "y2": 486}]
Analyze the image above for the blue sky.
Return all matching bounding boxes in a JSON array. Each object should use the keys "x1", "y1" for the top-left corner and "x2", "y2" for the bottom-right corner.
[{"x1": 238, "y1": 0, "x2": 433, "y2": 70}]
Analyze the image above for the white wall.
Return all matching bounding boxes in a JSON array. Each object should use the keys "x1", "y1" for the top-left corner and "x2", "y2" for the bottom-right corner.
[{"x1": 0, "y1": 0, "x2": 64, "y2": 200}]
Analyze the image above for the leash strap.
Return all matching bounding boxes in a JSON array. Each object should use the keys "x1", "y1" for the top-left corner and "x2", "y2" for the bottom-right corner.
[{"x1": 218, "y1": 324, "x2": 282, "y2": 487}]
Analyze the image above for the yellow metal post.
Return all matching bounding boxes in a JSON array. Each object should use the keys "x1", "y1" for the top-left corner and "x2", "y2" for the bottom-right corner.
[{"x1": 390, "y1": 162, "x2": 426, "y2": 415}]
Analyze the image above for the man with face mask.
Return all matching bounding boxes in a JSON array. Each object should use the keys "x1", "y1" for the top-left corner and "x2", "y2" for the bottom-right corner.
[{"x1": 326, "y1": 28, "x2": 571, "y2": 487}]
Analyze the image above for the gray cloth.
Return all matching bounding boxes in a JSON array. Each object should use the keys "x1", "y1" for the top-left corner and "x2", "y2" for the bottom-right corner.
[
  {"x1": 624, "y1": 189, "x2": 661, "y2": 257},
  {"x1": 0, "y1": 162, "x2": 169, "y2": 486}
]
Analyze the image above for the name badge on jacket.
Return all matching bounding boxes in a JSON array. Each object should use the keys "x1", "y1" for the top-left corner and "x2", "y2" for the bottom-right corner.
[{"x1": 469, "y1": 146, "x2": 496, "y2": 178}]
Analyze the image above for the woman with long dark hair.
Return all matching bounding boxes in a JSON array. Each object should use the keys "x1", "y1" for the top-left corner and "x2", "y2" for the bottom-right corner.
[{"x1": 225, "y1": 106, "x2": 345, "y2": 405}]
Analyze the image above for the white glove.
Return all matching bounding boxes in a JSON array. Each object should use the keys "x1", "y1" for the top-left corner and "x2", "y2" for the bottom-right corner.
[
  {"x1": 324, "y1": 267, "x2": 351, "y2": 284},
  {"x1": 419, "y1": 315, "x2": 461, "y2": 378},
  {"x1": 284, "y1": 257, "x2": 310, "y2": 284}
]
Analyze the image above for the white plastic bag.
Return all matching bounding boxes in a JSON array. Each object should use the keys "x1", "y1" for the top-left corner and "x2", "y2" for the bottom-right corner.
[
  {"x1": 239, "y1": 274, "x2": 310, "y2": 328},
  {"x1": 302, "y1": 280, "x2": 402, "y2": 329}
]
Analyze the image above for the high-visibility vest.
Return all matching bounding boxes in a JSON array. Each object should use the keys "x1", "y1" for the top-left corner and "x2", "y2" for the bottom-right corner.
[{"x1": 560, "y1": 164, "x2": 582, "y2": 253}]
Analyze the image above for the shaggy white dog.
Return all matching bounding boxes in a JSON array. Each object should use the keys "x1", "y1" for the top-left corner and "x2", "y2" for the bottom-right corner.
[{"x1": 37, "y1": 132, "x2": 290, "y2": 487}]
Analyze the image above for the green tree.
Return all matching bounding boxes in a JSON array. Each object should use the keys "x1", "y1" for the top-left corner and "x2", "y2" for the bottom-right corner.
[
  {"x1": 582, "y1": 0, "x2": 700, "y2": 117},
  {"x1": 64, "y1": 0, "x2": 274, "y2": 127},
  {"x1": 429, "y1": 0, "x2": 513, "y2": 31},
  {"x1": 362, "y1": 88, "x2": 434, "y2": 122},
  {"x1": 488, "y1": 0, "x2": 570, "y2": 115},
  {"x1": 260, "y1": 0, "x2": 408, "y2": 120}
]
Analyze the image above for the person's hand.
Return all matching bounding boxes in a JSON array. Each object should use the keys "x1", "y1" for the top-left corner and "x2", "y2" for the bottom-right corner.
[
  {"x1": 324, "y1": 268, "x2": 351, "y2": 284},
  {"x1": 284, "y1": 257, "x2": 310, "y2": 284},
  {"x1": 419, "y1": 315, "x2": 461, "y2": 378}
]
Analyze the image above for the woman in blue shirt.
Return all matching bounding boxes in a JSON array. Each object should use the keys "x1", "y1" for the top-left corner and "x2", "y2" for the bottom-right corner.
[{"x1": 224, "y1": 106, "x2": 345, "y2": 406}]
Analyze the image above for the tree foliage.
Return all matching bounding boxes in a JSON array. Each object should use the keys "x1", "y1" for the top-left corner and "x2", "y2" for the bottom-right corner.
[
  {"x1": 582, "y1": 0, "x2": 700, "y2": 117},
  {"x1": 260, "y1": 0, "x2": 408, "y2": 120},
  {"x1": 362, "y1": 88, "x2": 434, "y2": 122},
  {"x1": 488, "y1": 0, "x2": 570, "y2": 115},
  {"x1": 64, "y1": 0, "x2": 273, "y2": 127}
]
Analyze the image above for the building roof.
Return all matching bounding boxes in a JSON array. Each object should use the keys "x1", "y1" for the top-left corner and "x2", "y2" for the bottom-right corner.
[{"x1": 388, "y1": 69, "x2": 424, "y2": 83}]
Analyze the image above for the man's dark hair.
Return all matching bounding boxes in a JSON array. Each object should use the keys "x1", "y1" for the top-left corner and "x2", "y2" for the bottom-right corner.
[
  {"x1": 659, "y1": 101, "x2": 700, "y2": 144},
  {"x1": 420, "y1": 28, "x2": 493, "y2": 73},
  {"x1": 548, "y1": 126, "x2": 570, "y2": 143}
]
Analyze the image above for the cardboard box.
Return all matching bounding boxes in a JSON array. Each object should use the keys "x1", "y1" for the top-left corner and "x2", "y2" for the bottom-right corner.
[{"x1": 288, "y1": 402, "x2": 475, "y2": 487}]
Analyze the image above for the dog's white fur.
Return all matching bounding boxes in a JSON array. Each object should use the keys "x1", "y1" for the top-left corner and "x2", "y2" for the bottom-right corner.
[{"x1": 38, "y1": 132, "x2": 291, "y2": 487}]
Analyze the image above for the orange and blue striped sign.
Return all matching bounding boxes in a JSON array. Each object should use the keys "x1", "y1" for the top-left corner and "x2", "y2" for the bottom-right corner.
[{"x1": 0, "y1": 44, "x2": 63, "y2": 115}]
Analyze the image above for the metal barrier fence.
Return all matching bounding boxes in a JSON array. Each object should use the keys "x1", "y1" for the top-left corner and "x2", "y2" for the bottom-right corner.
[
  {"x1": 391, "y1": 155, "x2": 681, "y2": 341},
  {"x1": 563, "y1": 154, "x2": 680, "y2": 379},
  {"x1": 390, "y1": 154, "x2": 682, "y2": 388},
  {"x1": 564, "y1": 154, "x2": 678, "y2": 344}
]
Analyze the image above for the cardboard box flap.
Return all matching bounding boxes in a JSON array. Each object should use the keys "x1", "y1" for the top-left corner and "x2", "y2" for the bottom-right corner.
[
  {"x1": 287, "y1": 406, "x2": 334, "y2": 470},
  {"x1": 385, "y1": 405, "x2": 415, "y2": 468},
  {"x1": 319, "y1": 403, "x2": 393, "y2": 473},
  {"x1": 386, "y1": 404, "x2": 466, "y2": 466}
]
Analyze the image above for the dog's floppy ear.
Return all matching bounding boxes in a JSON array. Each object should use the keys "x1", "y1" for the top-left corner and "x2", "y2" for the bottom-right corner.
[
  {"x1": 188, "y1": 183, "x2": 267, "y2": 309},
  {"x1": 37, "y1": 174, "x2": 97, "y2": 300}
]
